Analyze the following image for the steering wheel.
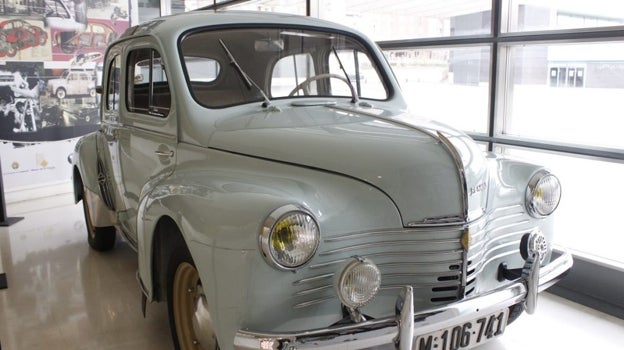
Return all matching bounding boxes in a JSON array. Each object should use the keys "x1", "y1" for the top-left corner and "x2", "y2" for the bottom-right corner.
[{"x1": 288, "y1": 73, "x2": 351, "y2": 97}]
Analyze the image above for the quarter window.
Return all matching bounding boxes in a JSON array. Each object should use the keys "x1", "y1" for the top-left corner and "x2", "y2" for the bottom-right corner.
[
  {"x1": 106, "y1": 55, "x2": 121, "y2": 111},
  {"x1": 126, "y1": 48, "x2": 171, "y2": 117}
]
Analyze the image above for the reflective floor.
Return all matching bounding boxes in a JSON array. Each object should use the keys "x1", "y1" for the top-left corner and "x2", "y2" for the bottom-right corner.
[{"x1": 1, "y1": 193, "x2": 623, "y2": 349}]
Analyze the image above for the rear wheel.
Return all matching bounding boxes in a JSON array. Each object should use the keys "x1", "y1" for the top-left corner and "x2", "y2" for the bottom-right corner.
[
  {"x1": 167, "y1": 244, "x2": 219, "y2": 350},
  {"x1": 56, "y1": 88, "x2": 66, "y2": 99},
  {"x1": 82, "y1": 193, "x2": 116, "y2": 252}
]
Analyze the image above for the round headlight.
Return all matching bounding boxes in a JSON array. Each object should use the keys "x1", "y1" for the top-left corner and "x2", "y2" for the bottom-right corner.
[
  {"x1": 526, "y1": 170, "x2": 561, "y2": 218},
  {"x1": 335, "y1": 257, "x2": 381, "y2": 309},
  {"x1": 260, "y1": 205, "x2": 319, "y2": 270}
]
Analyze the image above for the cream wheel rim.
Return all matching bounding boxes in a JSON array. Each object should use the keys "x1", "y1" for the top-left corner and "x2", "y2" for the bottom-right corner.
[{"x1": 173, "y1": 262, "x2": 201, "y2": 349}]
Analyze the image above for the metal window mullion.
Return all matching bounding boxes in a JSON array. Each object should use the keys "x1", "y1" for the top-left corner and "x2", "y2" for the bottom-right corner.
[
  {"x1": 487, "y1": 0, "x2": 502, "y2": 152},
  {"x1": 468, "y1": 134, "x2": 624, "y2": 162}
]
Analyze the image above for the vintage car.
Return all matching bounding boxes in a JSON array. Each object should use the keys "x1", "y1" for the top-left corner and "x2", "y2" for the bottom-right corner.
[
  {"x1": 46, "y1": 69, "x2": 96, "y2": 99},
  {"x1": 54, "y1": 21, "x2": 117, "y2": 54},
  {"x1": 70, "y1": 10, "x2": 573, "y2": 350},
  {"x1": 0, "y1": 19, "x2": 48, "y2": 52}
]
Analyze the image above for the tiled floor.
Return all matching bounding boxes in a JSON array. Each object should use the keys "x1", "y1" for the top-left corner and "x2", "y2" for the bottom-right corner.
[{"x1": 1, "y1": 193, "x2": 623, "y2": 349}]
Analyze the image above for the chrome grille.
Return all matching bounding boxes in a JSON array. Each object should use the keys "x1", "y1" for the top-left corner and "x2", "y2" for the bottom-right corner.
[
  {"x1": 292, "y1": 226, "x2": 465, "y2": 310},
  {"x1": 291, "y1": 204, "x2": 534, "y2": 311}
]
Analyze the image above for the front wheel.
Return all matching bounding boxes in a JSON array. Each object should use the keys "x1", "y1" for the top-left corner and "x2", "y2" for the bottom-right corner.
[
  {"x1": 82, "y1": 194, "x2": 116, "y2": 251},
  {"x1": 167, "y1": 244, "x2": 219, "y2": 350}
]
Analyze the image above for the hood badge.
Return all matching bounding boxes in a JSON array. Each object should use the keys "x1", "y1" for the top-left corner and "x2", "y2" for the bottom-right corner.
[{"x1": 469, "y1": 182, "x2": 487, "y2": 196}]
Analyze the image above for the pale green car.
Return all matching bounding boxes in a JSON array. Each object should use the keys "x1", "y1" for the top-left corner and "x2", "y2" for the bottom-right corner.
[{"x1": 70, "y1": 10, "x2": 573, "y2": 350}]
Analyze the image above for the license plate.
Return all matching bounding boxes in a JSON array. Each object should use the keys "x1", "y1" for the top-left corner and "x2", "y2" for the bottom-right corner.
[{"x1": 415, "y1": 309, "x2": 509, "y2": 350}]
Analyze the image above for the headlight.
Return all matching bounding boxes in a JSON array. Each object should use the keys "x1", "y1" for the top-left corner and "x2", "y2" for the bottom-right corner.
[
  {"x1": 526, "y1": 170, "x2": 561, "y2": 218},
  {"x1": 335, "y1": 257, "x2": 381, "y2": 310},
  {"x1": 260, "y1": 205, "x2": 319, "y2": 270}
]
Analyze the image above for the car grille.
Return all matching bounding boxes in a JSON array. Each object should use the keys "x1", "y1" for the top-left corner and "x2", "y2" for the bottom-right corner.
[{"x1": 291, "y1": 204, "x2": 533, "y2": 312}]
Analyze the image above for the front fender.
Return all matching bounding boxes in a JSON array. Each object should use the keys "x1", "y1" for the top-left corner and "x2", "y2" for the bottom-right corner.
[
  {"x1": 136, "y1": 146, "x2": 403, "y2": 347},
  {"x1": 72, "y1": 133, "x2": 100, "y2": 202},
  {"x1": 72, "y1": 132, "x2": 117, "y2": 228}
]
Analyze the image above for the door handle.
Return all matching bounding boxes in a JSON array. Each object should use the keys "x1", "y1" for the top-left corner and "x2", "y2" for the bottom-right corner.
[{"x1": 155, "y1": 150, "x2": 174, "y2": 157}]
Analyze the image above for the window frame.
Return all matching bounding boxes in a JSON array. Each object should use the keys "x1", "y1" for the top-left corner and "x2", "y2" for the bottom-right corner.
[{"x1": 125, "y1": 47, "x2": 171, "y2": 118}]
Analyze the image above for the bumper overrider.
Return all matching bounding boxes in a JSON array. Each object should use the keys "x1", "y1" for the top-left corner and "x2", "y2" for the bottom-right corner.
[{"x1": 233, "y1": 249, "x2": 573, "y2": 350}]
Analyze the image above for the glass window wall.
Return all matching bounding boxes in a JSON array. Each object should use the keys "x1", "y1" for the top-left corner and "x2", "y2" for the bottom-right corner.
[
  {"x1": 503, "y1": 0, "x2": 624, "y2": 32},
  {"x1": 224, "y1": 0, "x2": 306, "y2": 15},
  {"x1": 387, "y1": 46, "x2": 490, "y2": 133},
  {"x1": 314, "y1": 0, "x2": 491, "y2": 41},
  {"x1": 500, "y1": 42, "x2": 624, "y2": 150}
]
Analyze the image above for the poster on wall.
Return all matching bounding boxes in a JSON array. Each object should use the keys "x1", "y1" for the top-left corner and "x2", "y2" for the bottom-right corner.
[
  {"x1": 0, "y1": 140, "x2": 76, "y2": 192},
  {"x1": 0, "y1": 0, "x2": 130, "y2": 143},
  {"x1": 0, "y1": 0, "x2": 130, "y2": 194}
]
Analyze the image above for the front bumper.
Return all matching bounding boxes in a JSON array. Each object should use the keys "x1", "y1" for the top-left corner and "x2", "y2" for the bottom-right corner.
[{"x1": 234, "y1": 249, "x2": 573, "y2": 350}]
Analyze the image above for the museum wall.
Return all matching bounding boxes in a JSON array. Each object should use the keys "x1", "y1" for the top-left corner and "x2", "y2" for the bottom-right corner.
[{"x1": 0, "y1": 0, "x2": 130, "y2": 202}]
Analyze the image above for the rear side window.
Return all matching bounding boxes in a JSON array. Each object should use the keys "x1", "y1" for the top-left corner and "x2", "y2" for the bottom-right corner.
[{"x1": 126, "y1": 48, "x2": 170, "y2": 117}]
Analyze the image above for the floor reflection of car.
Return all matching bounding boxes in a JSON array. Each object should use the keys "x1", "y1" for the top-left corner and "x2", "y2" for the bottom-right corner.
[
  {"x1": 0, "y1": 19, "x2": 48, "y2": 51},
  {"x1": 54, "y1": 22, "x2": 116, "y2": 54}
]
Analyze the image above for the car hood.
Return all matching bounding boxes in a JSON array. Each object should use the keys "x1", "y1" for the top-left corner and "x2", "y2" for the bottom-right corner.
[{"x1": 209, "y1": 103, "x2": 488, "y2": 226}]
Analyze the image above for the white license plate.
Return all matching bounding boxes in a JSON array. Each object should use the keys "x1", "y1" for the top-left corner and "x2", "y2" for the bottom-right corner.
[{"x1": 415, "y1": 308, "x2": 509, "y2": 350}]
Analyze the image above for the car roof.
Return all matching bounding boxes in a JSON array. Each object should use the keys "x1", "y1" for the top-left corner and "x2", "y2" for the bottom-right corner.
[{"x1": 119, "y1": 10, "x2": 365, "y2": 42}]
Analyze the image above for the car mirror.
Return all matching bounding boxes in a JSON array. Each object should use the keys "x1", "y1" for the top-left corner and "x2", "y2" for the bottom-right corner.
[
  {"x1": 96, "y1": 85, "x2": 103, "y2": 94},
  {"x1": 254, "y1": 39, "x2": 284, "y2": 52}
]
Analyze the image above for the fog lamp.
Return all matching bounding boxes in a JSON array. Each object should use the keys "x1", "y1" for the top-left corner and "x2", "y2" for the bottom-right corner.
[
  {"x1": 520, "y1": 230, "x2": 548, "y2": 264},
  {"x1": 335, "y1": 257, "x2": 381, "y2": 310}
]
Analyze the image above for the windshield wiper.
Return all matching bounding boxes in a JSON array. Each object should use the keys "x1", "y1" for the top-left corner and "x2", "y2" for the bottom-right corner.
[
  {"x1": 218, "y1": 39, "x2": 275, "y2": 109},
  {"x1": 331, "y1": 46, "x2": 359, "y2": 104}
]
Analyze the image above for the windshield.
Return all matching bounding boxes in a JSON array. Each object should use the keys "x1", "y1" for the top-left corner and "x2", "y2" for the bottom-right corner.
[{"x1": 180, "y1": 27, "x2": 388, "y2": 108}]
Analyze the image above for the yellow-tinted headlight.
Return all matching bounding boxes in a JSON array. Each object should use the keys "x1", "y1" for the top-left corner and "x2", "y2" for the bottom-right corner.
[{"x1": 260, "y1": 205, "x2": 320, "y2": 270}]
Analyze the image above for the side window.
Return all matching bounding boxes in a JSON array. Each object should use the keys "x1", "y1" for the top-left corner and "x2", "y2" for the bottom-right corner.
[
  {"x1": 271, "y1": 53, "x2": 315, "y2": 97},
  {"x1": 106, "y1": 55, "x2": 121, "y2": 111},
  {"x1": 126, "y1": 48, "x2": 170, "y2": 117},
  {"x1": 329, "y1": 49, "x2": 387, "y2": 100}
]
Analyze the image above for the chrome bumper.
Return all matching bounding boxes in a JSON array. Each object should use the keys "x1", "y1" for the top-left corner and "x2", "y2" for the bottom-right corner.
[{"x1": 233, "y1": 250, "x2": 573, "y2": 350}]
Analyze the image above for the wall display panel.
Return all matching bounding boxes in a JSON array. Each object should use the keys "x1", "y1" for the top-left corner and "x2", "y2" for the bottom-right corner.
[
  {"x1": 385, "y1": 46, "x2": 490, "y2": 134},
  {"x1": 498, "y1": 145, "x2": 624, "y2": 267},
  {"x1": 0, "y1": 140, "x2": 75, "y2": 195},
  {"x1": 315, "y1": 0, "x2": 491, "y2": 41},
  {"x1": 503, "y1": 0, "x2": 624, "y2": 33},
  {"x1": 0, "y1": 0, "x2": 131, "y2": 143},
  {"x1": 0, "y1": 0, "x2": 130, "y2": 195},
  {"x1": 500, "y1": 42, "x2": 624, "y2": 150}
]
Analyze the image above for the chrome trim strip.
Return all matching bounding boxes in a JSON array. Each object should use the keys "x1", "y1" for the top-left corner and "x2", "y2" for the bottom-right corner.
[
  {"x1": 436, "y1": 131, "x2": 469, "y2": 221},
  {"x1": 319, "y1": 239, "x2": 461, "y2": 256}
]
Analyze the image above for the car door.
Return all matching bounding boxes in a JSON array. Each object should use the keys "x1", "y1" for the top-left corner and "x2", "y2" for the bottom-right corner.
[{"x1": 112, "y1": 45, "x2": 177, "y2": 243}]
